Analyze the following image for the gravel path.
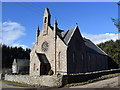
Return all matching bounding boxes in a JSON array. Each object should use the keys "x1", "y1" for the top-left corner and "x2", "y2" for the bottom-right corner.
[
  {"x1": 1, "y1": 81, "x2": 29, "y2": 88},
  {"x1": 70, "y1": 76, "x2": 120, "y2": 88}
]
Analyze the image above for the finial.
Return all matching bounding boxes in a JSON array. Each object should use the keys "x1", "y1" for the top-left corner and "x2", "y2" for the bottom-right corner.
[
  {"x1": 44, "y1": 8, "x2": 50, "y2": 15},
  {"x1": 76, "y1": 23, "x2": 78, "y2": 26},
  {"x1": 54, "y1": 17, "x2": 58, "y2": 25},
  {"x1": 37, "y1": 25, "x2": 40, "y2": 31},
  {"x1": 37, "y1": 25, "x2": 39, "y2": 30}
]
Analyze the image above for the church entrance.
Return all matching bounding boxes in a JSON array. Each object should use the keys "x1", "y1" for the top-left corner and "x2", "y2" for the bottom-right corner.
[
  {"x1": 40, "y1": 63, "x2": 51, "y2": 75},
  {"x1": 37, "y1": 53, "x2": 51, "y2": 75}
]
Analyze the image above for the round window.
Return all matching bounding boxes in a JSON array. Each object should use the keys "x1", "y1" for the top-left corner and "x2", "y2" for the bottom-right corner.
[{"x1": 41, "y1": 41, "x2": 49, "y2": 52}]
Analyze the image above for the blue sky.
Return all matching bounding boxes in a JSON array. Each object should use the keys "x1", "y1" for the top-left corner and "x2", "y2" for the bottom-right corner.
[{"x1": 2, "y1": 2, "x2": 119, "y2": 49}]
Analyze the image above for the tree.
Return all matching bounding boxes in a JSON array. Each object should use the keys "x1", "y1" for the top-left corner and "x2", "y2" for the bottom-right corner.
[
  {"x1": 97, "y1": 40, "x2": 120, "y2": 68},
  {"x1": 2, "y1": 44, "x2": 31, "y2": 68}
]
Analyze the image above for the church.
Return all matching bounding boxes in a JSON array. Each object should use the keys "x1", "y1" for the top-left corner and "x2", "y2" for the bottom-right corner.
[{"x1": 29, "y1": 8, "x2": 108, "y2": 76}]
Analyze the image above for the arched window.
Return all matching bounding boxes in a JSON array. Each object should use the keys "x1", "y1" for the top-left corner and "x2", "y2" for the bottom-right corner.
[
  {"x1": 88, "y1": 55, "x2": 91, "y2": 71},
  {"x1": 73, "y1": 52, "x2": 75, "y2": 63},
  {"x1": 44, "y1": 17, "x2": 47, "y2": 23},
  {"x1": 33, "y1": 63, "x2": 35, "y2": 71},
  {"x1": 58, "y1": 52, "x2": 61, "y2": 69}
]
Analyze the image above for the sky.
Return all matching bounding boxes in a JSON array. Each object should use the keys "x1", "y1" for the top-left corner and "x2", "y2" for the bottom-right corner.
[{"x1": 1, "y1": 2, "x2": 119, "y2": 49}]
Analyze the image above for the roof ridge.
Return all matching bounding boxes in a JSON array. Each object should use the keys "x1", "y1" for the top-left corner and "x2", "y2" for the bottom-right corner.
[
  {"x1": 67, "y1": 26, "x2": 78, "y2": 44},
  {"x1": 84, "y1": 38, "x2": 107, "y2": 55},
  {"x1": 88, "y1": 39, "x2": 107, "y2": 55},
  {"x1": 63, "y1": 30, "x2": 69, "y2": 39},
  {"x1": 95, "y1": 43, "x2": 108, "y2": 55}
]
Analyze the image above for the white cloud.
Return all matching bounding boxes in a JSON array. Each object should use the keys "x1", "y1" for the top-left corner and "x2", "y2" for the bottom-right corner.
[
  {"x1": 12, "y1": 43, "x2": 29, "y2": 49},
  {"x1": 1, "y1": 21, "x2": 118, "y2": 48},
  {"x1": 1, "y1": 21, "x2": 29, "y2": 49},
  {"x1": 82, "y1": 32, "x2": 118, "y2": 44}
]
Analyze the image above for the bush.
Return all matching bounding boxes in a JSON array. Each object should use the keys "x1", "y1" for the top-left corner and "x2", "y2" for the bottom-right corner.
[
  {"x1": 48, "y1": 69, "x2": 54, "y2": 75},
  {"x1": 19, "y1": 72, "x2": 29, "y2": 75}
]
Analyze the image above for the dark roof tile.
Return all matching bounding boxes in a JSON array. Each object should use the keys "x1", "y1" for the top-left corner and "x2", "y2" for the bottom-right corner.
[
  {"x1": 56, "y1": 26, "x2": 107, "y2": 56},
  {"x1": 83, "y1": 38, "x2": 107, "y2": 55}
]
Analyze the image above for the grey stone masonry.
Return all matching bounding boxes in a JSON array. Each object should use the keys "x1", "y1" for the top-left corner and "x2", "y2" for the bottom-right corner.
[
  {"x1": 2, "y1": 69, "x2": 120, "y2": 87},
  {"x1": 4, "y1": 74, "x2": 63, "y2": 87}
]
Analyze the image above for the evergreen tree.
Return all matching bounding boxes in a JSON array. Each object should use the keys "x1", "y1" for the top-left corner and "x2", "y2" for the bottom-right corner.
[
  {"x1": 97, "y1": 40, "x2": 120, "y2": 68},
  {"x1": 2, "y1": 44, "x2": 31, "y2": 68}
]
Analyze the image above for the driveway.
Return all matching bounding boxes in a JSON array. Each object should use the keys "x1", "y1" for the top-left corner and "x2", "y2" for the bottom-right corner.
[
  {"x1": 70, "y1": 76, "x2": 120, "y2": 88},
  {"x1": 1, "y1": 81, "x2": 32, "y2": 89}
]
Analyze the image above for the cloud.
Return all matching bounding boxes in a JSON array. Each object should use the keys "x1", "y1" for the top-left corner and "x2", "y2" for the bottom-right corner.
[
  {"x1": 1, "y1": 21, "x2": 29, "y2": 49},
  {"x1": 12, "y1": 43, "x2": 29, "y2": 49},
  {"x1": 82, "y1": 32, "x2": 118, "y2": 44},
  {"x1": 1, "y1": 21, "x2": 118, "y2": 49}
]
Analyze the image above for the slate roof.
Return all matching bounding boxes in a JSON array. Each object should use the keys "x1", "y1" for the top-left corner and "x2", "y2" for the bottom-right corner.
[
  {"x1": 57, "y1": 27, "x2": 76, "y2": 45},
  {"x1": 83, "y1": 38, "x2": 107, "y2": 55},
  {"x1": 36, "y1": 53, "x2": 49, "y2": 63},
  {"x1": 56, "y1": 26, "x2": 107, "y2": 56}
]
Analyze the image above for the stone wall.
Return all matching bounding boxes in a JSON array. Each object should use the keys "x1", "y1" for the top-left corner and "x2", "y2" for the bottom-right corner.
[
  {"x1": 3, "y1": 69, "x2": 120, "y2": 87},
  {"x1": 4, "y1": 74, "x2": 63, "y2": 87},
  {"x1": 63, "y1": 69, "x2": 120, "y2": 85}
]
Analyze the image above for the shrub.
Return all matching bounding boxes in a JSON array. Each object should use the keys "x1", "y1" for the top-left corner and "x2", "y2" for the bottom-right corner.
[{"x1": 48, "y1": 69, "x2": 54, "y2": 75}]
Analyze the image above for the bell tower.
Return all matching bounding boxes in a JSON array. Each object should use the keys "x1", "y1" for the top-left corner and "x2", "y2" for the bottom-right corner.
[{"x1": 42, "y1": 8, "x2": 51, "y2": 35}]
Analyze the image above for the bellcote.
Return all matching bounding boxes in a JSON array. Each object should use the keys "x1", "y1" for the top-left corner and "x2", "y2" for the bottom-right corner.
[
  {"x1": 43, "y1": 8, "x2": 51, "y2": 25},
  {"x1": 42, "y1": 8, "x2": 51, "y2": 35}
]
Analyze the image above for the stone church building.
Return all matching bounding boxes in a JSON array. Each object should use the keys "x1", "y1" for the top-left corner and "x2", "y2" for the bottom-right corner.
[{"x1": 29, "y1": 8, "x2": 108, "y2": 76}]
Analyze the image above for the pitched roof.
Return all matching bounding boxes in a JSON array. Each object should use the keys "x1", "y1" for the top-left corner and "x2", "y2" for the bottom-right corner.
[
  {"x1": 56, "y1": 26, "x2": 107, "y2": 56},
  {"x1": 57, "y1": 26, "x2": 77, "y2": 45},
  {"x1": 83, "y1": 38, "x2": 107, "y2": 55},
  {"x1": 36, "y1": 53, "x2": 49, "y2": 63}
]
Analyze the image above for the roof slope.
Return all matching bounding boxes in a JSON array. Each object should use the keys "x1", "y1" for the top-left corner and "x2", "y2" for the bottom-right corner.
[
  {"x1": 83, "y1": 38, "x2": 107, "y2": 55},
  {"x1": 56, "y1": 26, "x2": 107, "y2": 56},
  {"x1": 57, "y1": 27, "x2": 76, "y2": 45},
  {"x1": 37, "y1": 53, "x2": 49, "y2": 63}
]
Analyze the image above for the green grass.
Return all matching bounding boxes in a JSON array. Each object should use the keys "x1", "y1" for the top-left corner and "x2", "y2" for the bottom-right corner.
[
  {"x1": 65, "y1": 73, "x2": 120, "y2": 87},
  {"x1": 2, "y1": 80, "x2": 28, "y2": 85}
]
